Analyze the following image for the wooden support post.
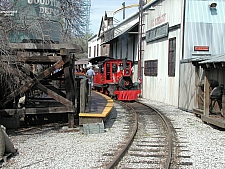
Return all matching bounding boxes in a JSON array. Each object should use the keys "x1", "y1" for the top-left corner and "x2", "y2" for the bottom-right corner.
[
  {"x1": 222, "y1": 90, "x2": 225, "y2": 117},
  {"x1": 61, "y1": 48, "x2": 75, "y2": 128},
  {"x1": 204, "y1": 72, "x2": 210, "y2": 117},
  {"x1": 194, "y1": 67, "x2": 200, "y2": 109}
]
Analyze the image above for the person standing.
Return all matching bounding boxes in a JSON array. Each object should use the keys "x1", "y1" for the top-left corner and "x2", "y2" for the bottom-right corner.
[{"x1": 86, "y1": 66, "x2": 95, "y2": 88}]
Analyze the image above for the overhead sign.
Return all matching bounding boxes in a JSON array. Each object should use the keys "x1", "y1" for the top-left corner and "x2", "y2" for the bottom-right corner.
[
  {"x1": 194, "y1": 46, "x2": 209, "y2": 51},
  {"x1": 146, "y1": 22, "x2": 169, "y2": 42},
  {"x1": 27, "y1": 0, "x2": 60, "y2": 20}
]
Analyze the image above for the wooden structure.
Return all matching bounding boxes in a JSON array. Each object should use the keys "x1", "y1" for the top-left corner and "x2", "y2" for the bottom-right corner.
[
  {"x1": 0, "y1": 43, "x2": 85, "y2": 128},
  {"x1": 192, "y1": 55, "x2": 225, "y2": 128}
]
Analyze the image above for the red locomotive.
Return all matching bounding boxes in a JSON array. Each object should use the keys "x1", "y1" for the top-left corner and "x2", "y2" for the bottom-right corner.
[{"x1": 89, "y1": 56, "x2": 141, "y2": 101}]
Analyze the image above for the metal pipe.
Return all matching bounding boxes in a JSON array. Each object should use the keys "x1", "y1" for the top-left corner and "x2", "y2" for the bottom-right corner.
[
  {"x1": 138, "y1": 0, "x2": 143, "y2": 95},
  {"x1": 122, "y1": 2, "x2": 125, "y2": 19}
]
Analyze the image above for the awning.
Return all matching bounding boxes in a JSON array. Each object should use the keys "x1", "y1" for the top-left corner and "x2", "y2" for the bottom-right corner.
[
  {"x1": 114, "y1": 19, "x2": 139, "y2": 39},
  {"x1": 199, "y1": 54, "x2": 225, "y2": 64},
  {"x1": 184, "y1": 54, "x2": 211, "y2": 66},
  {"x1": 104, "y1": 18, "x2": 139, "y2": 44},
  {"x1": 191, "y1": 54, "x2": 225, "y2": 69}
]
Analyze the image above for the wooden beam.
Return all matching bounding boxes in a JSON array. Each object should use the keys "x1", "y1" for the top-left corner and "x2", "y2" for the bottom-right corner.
[
  {"x1": 42, "y1": 84, "x2": 66, "y2": 98},
  {"x1": 0, "y1": 78, "x2": 37, "y2": 107},
  {"x1": 25, "y1": 106, "x2": 75, "y2": 114},
  {"x1": 36, "y1": 57, "x2": 70, "y2": 80},
  {"x1": 0, "y1": 106, "x2": 75, "y2": 115},
  {"x1": 17, "y1": 56, "x2": 62, "y2": 63},
  {"x1": 0, "y1": 58, "x2": 70, "y2": 107},
  {"x1": 36, "y1": 83, "x2": 73, "y2": 107},
  {"x1": 9, "y1": 43, "x2": 82, "y2": 52},
  {"x1": 204, "y1": 72, "x2": 210, "y2": 116},
  {"x1": 62, "y1": 55, "x2": 76, "y2": 128}
]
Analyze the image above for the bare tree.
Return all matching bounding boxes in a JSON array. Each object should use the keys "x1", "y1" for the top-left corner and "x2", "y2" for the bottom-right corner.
[{"x1": 0, "y1": 0, "x2": 86, "y2": 103}]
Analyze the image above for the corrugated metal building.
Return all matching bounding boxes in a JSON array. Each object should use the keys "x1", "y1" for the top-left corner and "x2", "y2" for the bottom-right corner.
[
  {"x1": 90, "y1": 0, "x2": 225, "y2": 127},
  {"x1": 142, "y1": 0, "x2": 225, "y2": 113}
]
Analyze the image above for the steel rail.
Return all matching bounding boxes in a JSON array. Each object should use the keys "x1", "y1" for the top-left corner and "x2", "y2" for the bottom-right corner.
[
  {"x1": 138, "y1": 101, "x2": 173, "y2": 169},
  {"x1": 106, "y1": 100, "x2": 173, "y2": 169},
  {"x1": 106, "y1": 101, "x2": 138, "y2": 169}
]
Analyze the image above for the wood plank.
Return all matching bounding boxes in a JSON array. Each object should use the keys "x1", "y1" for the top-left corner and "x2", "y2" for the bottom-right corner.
[
  {"x1": 193, "y1": 108, "x2": 203, "y2": 115},
  {"x1": 0, "y1": 79, "x2": 37, "y2": 107},
  {"x1": 43, "y1": 85, "x2": 66, "y2": 98},
  {"x1": 36, "y1": 83, "x2": 72, "y2": 107},
  {"x1": 25, "y1": 106, "x2": 75, "y2": 114},
  {"x1": 204, "y1": 73, "x2": 210, "y2": 116},
  {"x1": 9, "y1": 43, "x2": 82, "y2": 52},
  {"x1": 17, "y1": 56, "x2": 62, "y2": 63},
  {"x1": 36, "y1": 57, "x2": 70, "y2": 80},
  {"x1": 63, "y1": 62, "x2": 75, "y2": 102},
  {"x1": 202, "y1": 115, "x2": 225, "y2": 129},
  {"x1": 62, "y1": 54, "x2": 76, "y2": 128},
  {"x1": 0, "y1": 106, "x2": 75, "y2": 115}
]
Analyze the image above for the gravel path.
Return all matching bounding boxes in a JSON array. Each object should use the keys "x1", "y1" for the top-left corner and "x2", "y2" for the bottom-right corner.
[
  {"x1": 139, "y1": 98, "x2": 225, "y2": 169},
  {"x1": 3, "y1": 99, "x2": 225, "y2": 169}
]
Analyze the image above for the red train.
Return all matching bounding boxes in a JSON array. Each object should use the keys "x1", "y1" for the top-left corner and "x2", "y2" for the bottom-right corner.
[{"x1": 89, "y1": 56, "x2": 141, "y2": 101}]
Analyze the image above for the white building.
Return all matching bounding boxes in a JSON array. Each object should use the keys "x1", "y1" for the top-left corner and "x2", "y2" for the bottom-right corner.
[
  {"x1": 88, "y1": 34, "x2": 100, "y2": 58},
  {"x1": 90, "y1": 0, "x2": 225, "y2": 127}
]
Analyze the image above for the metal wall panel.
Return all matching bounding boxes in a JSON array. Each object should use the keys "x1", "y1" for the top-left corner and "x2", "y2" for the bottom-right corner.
[
  {"x1": 184, "y1": 0, "x2": 225, "y2": 59},
  {"x1": 143, "y1": 0, "x2": 182, "y2": 106}
]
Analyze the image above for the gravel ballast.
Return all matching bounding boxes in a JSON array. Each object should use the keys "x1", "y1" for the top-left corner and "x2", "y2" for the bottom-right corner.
[{"x1": 3, "y1": 99, "x2": 225, "y2": 169}]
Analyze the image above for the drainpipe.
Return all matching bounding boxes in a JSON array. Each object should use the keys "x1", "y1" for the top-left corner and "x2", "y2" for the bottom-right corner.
[
  {"x1": 178, "y1": 0, "x2": 186, "y2": 108},
  {"x1": 138, "y1": 0, "x2": 143, "y2": 96}
]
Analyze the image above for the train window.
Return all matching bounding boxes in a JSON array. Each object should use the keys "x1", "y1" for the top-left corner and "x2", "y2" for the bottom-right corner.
[
  {"x1": 106, "y1": 63, "x2": 111, "y2": 80},
  {"x1": 99, "y1": 65, "x2": 104, "y2": 74},
  {"x1": 112, "y1": 63, "x2": 117, "y2": 73},
  {"x1": 118, "y1": 63, "x2": 123, "y2": 71}
]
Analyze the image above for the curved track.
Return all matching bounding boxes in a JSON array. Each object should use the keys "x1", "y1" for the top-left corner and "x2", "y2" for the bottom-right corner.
[{"x1": 106, "y1": 101, "x2": 174, "y2": 169}]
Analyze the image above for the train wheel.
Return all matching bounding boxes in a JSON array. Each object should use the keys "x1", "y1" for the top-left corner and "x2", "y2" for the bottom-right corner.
[{"x1": 118, "y1": 77, "x2": 133, "y2": 90}]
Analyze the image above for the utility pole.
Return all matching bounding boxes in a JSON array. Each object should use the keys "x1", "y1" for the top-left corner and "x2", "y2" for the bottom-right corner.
[
  {"x1": 122, "y1": 2, "x2": 125, "y2": 19},
  {"x1": 138, "y1": 0, "x2": 143, "y2": 95}
]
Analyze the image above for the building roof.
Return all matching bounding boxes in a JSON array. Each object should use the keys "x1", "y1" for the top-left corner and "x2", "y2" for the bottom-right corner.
[
  {"x1": 105, "y1": 11, "x2": 114, "y2": 19},
  {"x1": 199, "y1": 54, "x2": 225, "y2": 64},
  {"x1": 191, "y1": 54, "x2": 225, "y2": 69},
  {"x1": 103, "y1": 17, "x2": 139, "y2": 44}
]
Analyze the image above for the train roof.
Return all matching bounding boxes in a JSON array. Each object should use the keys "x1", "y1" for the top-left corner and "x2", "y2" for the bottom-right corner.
[
  {"x1": 89, "y1": 56, "x2": 133, "y2": 65},
  {"x1": 89, "y1": 56, "x2": 114, "y2": 64}
]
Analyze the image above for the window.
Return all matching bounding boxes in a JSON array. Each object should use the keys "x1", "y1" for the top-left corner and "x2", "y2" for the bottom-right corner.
[
  {"x1": 94, "y1": 46, "x2": 96, "y2": 57},
  {"x1": 144, "y1": 60, "x2": 158, "y2": 76},
  {"x1": 97, "y1": 44, "x2": 99, "y2": 56},
  {"x1": 112, "y1": 63, "x2": 117, "y2": 73},
  {"x1": 168, "y1": 38, "x2": 176, "y2": 76},
  {"x1": 88, "y1": 47, "x2": 91, "y2": 57}
]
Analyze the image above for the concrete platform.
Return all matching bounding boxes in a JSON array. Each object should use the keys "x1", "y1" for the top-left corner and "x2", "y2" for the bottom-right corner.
[{"x1": 79, "y1": 91, "x2": 113, "y2": 125}]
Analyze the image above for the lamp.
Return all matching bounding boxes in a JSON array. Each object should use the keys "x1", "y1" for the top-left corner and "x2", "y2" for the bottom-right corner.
[{"x1": 209, "y1": 2, "x2": 217, "y2": 9}]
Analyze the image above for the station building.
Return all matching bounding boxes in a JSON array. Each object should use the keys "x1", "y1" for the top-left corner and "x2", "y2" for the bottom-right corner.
[{"x1": 88, "y1": 0, "x2": 225, "y2": 127}]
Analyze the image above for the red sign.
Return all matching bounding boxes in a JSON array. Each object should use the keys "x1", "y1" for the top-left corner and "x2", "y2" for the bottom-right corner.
[{"x1": 194, "y1": 46, "x2": 209, "y2": 51}]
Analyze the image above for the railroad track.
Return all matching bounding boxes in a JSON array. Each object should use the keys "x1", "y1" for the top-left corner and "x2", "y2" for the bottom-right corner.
[{"x1": 106, "y1": 101, "x2": 176, "y2": 169}]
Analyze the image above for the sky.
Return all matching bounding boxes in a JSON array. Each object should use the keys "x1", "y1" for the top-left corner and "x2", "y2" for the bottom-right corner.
[{"x1": 90, "y1": 0, "x2": 140, "y2": 34}]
